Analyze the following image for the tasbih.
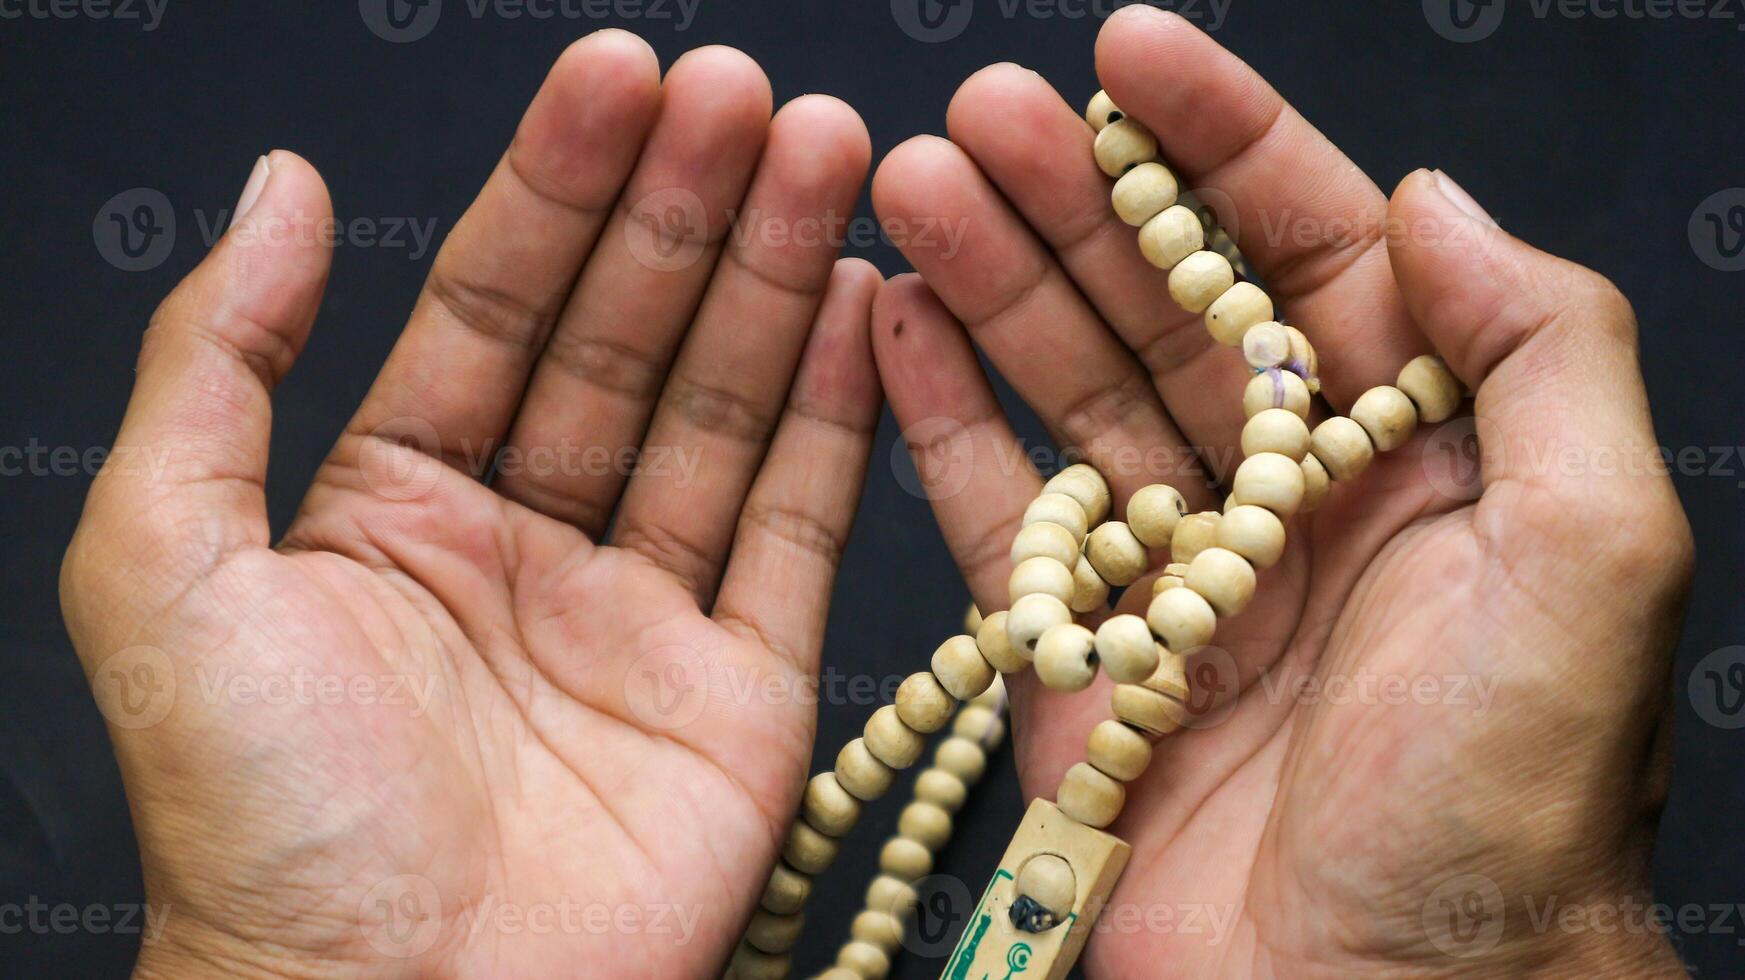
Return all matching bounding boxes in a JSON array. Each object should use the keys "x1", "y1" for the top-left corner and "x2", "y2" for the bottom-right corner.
[{"x1": 727, "y1": 88, "x2": 1467, "y2": 980}]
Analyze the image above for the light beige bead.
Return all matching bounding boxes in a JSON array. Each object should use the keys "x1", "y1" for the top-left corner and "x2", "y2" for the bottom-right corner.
[
  {"x1": 761, "y1": 862, "x2": 811, "y2": 916},
  {"x1": 865, "y1": 875, "x2": 917, "y2": 917},
  {"x1": 1164, "y1": 562, "x2": 1189, "y2": 578},
  {"x1": 1084, "y1": 89, "x2": 1122, "y2": 130},
  {"x1": 803, "y1": 772, "x2": 862, "y2": 837},
  {"x1": 1242, "y1": 321, "x2": 1291, "y2": 370},
  {"x1": 1168, "y1": 250, "x2": 1235, "y2": 313},
  {"x1": 931, "y1": 634, "x2": 996, "y2": 701},
  {"x1": 1241, "y1": 408, "x2": 1311, "y2": 462},
  {"x1": 1147, "y1": 586, "x2": 1216, "y2": 651},
  {"x1": 1087, "y1": 718, "x2": 1153, "y2": 781},
  {"x1": 934, "y1": 736, "x2": 987, "y2": 784},
  {"x1": 880, "y1": 836, "x2": 933, "y2": 882},
  {"x1": 974, "y1": 610, "x2": 1029, "y2": 673},
  {"x1": 894, "y1": 671, "x2": 953, "y2": 734},
  {"x1": 915, "y1": 767, "x2": 968, "y2": 812},
  {"x1": 746, "y1": 908, "x2": 805, "y2": 954},
  {"x1": 1170, "y1": 510, "x2": 1222, "y2": 564},
  {"x1": 1023, "y1": 492, "x2": 1088, "y2": 544},
  {"x1": 1350, "y1": 385, "x2": 1418, "y2": 453},
  {"x1": 1093, "y1": 614, "x2": 1161, "y2": 684},
  {"x1": 783, "y1": 820, "x2": 841, "y2": 875},
  {"x1": 963, "y1": 602, "x2": 982, "y2": 636},
  {"x1": 1085, "y1": 520, "x2": 1148, "y2": 586},
  {"x1": 1397, "y1": 354, "x2": 1463, "y2": 424},
  {"x1": 1186, "y1": 547, "x2": 1257, "y2": 617},
  {"x1": 1057, "y1": 761, "x2": 1125, "y2": 828},
  {"x1": 852, "y1": 909, "x2": 905, "y2": 954},
  {"x1": 1204, "y1": 281, "x2": 1274, "y2": 347},
  {"x1": 1138, "y1": 205, "x2": 1205, "y2": 271},
  {"x1": 1034, "y1": 623, "x2": 1098, "y2": 692},
  {"x1": 1216, "y1": 504, "x2": 1287, "y2": 569},
  {"x1": 1112, "y1": 161, "x2": 1179, "y2": 226},
  {"x1": 1006, "y1": 592, "x2": 1072, "y2": 655},
  {"x1": 1068, "y1": 554, "x2": 1109, "y2": 614},
  {"x1": 1243, "y1": 369, "x2": 1312, "y2": 420},
  {"x1": 1310, "y1": 416, "x2": 1375, "y2": 482},
  {"x1": 835, "y1": 738, "x2": 895, "y2": 801},
  {"x1": 1232, "y1": 452, "x2": 1306, "y2": 518},
  {"x1": 1093, "y1": 118, "x2": 1157, "y2": 178},
  {"x1": 1127, "y1": 483, "x2": 1187, "y2": 548},
  {"x1": 1042, "y1": 463, "x2": 1111, "y2": 526},
  {"x1": 864, "y1": 705, "x2": 926, "y2": 770},
  {"x1": 1015, "y1": 853, "x2": 1078, "y2": 925},
  {"x1": 952, "y1": 703, "x2": 1005, "y2": 747},
  {"x1": 1283, "y1": 325, "x2": 1321, "y2": 392},
  {"x1": 836, "y1": 940, "x2": 890, "y2": 979},
  {"x1": 972, "y1": 671, "x2": 1006, "y2": 710},
  {"x1": 1152, "y1": 573, "x2": 1183, "y2": 595},
  {"x1": 818, "y1": 968, "x2": 860, "y2": 980},
  {"x1": 1112, "y1": 682, "x2": 1187, "y2": 737},
  {"x1": 1144, "y1": 647, "x2": 1190, "y2": 701},
  {"x1": 1010, "y1": 521, "x2": 1081, "y2": 569},
  {"x1": 730, "y1": 942, "x2": 790, "y2": 980},
  {"x1": 899, "y1": 801, "x2": 953, "y2": 851},
  {"x1": 1222, "y1": 492, "x2": 1242, "y2": 514},
  {"x1": 1300, "y1": 453, "x2": 1331, "y2": 512},
  {"x1": 1009, "y1": 555, "x2": 1074, "y2": 606}
]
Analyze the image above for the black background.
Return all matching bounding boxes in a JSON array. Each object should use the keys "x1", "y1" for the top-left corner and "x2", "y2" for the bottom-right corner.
[{"x1": 3, "y1": 1, "x2": 1743, "y2": 976}]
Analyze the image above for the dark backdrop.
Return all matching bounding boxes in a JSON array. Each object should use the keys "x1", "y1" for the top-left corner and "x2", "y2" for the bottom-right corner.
[{"x1": 3, "y1": 1, "x2": 1742, "y2": 976}]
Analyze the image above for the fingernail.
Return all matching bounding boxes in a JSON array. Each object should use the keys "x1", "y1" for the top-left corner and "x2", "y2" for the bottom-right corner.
[
  {"x1": 234, "y1": 155, "x2": 272, "y2": 222},
  {"x1": 1433, "y1": 169, "x2": 1496, "y2": 227}
]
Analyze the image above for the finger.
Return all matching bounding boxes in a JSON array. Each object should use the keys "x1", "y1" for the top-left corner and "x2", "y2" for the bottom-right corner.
[
  {"x1": 67, "y1": 152, "x2": 332, "y2": 607},
  {"x1": 872, "y1": 136, "x2": 1216, "y2": 513},
  {"x1": 945, "y1": 63, "x2": 1249, "y2": 459},
  {"x1": 325, "y1": 31, "x2": 661, "y2": 482},
  {"x1": 713, "y1": 259, "x2": 883, "y2": 665},
  {"x1": 1095, "y1": 6, "x2": 1427, "y2": 409},
  {"x1": 494, "y1": 46, "x2": 776, "y2": 534},
  {"x1": 610, "y1": 96, "x2": 872, "y2": 601}
]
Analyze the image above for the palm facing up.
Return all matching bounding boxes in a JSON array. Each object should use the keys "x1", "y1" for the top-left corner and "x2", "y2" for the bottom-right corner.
[
  {"x1": 871, "y1": 9, "x2": 1690, "y2": 977},
  {"x1": 62, "y1": 33, "x2": 884, "y2": 978}
]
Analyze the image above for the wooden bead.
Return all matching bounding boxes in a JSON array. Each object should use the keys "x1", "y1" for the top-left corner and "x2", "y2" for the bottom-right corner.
[
  {"x1": 864, "y1": 704, "x2": 926, "y2": 770},
  {"x1": 1127, "y1": 483, "x2": 1187, "y2": 548},
  {"x1": 1232, "y1": 452, "x2": 1306, "y2": 518},
  {"x1": 730, "y1": 942, "x2": 791, "y2": 980},
  {"x1": 1144, "y1": 647, "x2": 1190, "y2": 701},
  {"x1": 1084, "y1": 89, "x2": 1122, "y2": 130},
  {"x1": 1016, "y1": 853, "x2": 1078, "y2": 923},
  {"x1": 894, "y1": 671, "x2": 953, "y2": 734},
  {"x1": 963, "y1": 602, "x2": 982, "y2": 636},
  {"x1": 1283, "y1": 326, "x2": 1320, "y2": 392},
  {"x1": 1168, "y1": 250, "x2": 1235, "y2": 313},
  {"x1": 1170, "y1": 510, "x2": 1222, "y2": 564},
  {"x1": 931, "y1": 634, "x2": 995, "y2": 701},
  {"x1": 1397, "y1": 354, "x2": 1463, "y2": 424},
  {"x1": 835, "y1": 738, "x2": 896, "y2": 801},
  {"x1": 1093, "y1": 614, "x2": 1161, "y2": 684},
  {"x1": 1093, "y1": 118, "x2": 1157, "y2": 177},
  {"x1": 761, "y1": 862, "x2": 811, "y2": 916},
  {"x1": 1138, "y1": 205, "x2": 1205, "y2": 270},
  {"x1": 836, "y1": 939, "x2": 891, "y2": 978},
  {"x1": 953, "y1": 703, "x2": 1005, "y2": 746},
  {"x1": 1069, "y1": 554, "x2": 1110, "y2": 614},
  {"x1": 1164, "y1": 561, "x2": 1189, "y2": 578},
  {"x1": 803, "y1": 772, "x2": 862, "y2": 837},
  {"x1": 1243, "y1": 368, "x2": 1311, "y2": 420},
  {"x1": 1185, "y1": 547, "x2": 1257, "y2": 617},
  {"x1": 1034, "y1": 623, "x2": 1098, "y2": 692},
  {"x1": 818, "y1": 968, "x2": 860, "y2": 980},
  {"x1": 1242, "y1": 321, "x2": 1291, "y2": 370},
  {"x1": 1085, "y1": 520, "x2": 1148, "y2": 586},
  {"x1": 1350, "y1": 385, "x2": 1418, "y2": 453},
  {"x1": 934, "y1": 736, "x2": 987, "y2": 784},
  {"x1": 915, "y1": 767, "x2": 968, "y2": 812},
  {"x1": 1310, "y1": 416, "x2": 1375, "y2": 482},
  {"x1": 1112, "y1": 682, "x2": 1187, "y2": 737},
  {"x1": 1010, "y1": 520, "x2": 1081, "y2": 569},
  {"x1": 1009, "y1": 555, "x2": 1074, "y2": 606},
  {"x1": 899, "y1": 801, "x2": 953, "y2": 851},
  {"x1": 852, "y1": 909, "x2": 905, "y2": 954},
  {"x1": 783, "y1": 820, "x2": 841, "y2": 875},
  {"x1": 1152, "y1": 573, "x2": 1183, "y2": 595},
  {"x1": 1057, "y1": 762, "x2": 1125, "y2": 828},
  {"x1": 879, "y1": 836, "x2": 933, "y2": 882},
  {"x1": 746, "y1": 908, "x2": 805, "y2": 954},
  {"x1": 1042, "y1": 463, "x2": 1111, "y2": 526},
  {"x1": 1300, "y1": 453, "x2": 1331, "y2": 512},
  {"x1": 1241, "y1": 408, "x2": 1311, "y2": 462},
  {"x1": 1216, "y1": 504, "x2": 1287, "y2": 569},
  {"x1": 865, "y1": 875, "x2": 917, "y2": 917},
  {"x1": 974, "y1": 610, "x2": 1029, "y2": 673},
  {"x1": 1111, "y1": 161, "x2": 1179, "y2": 226},
  {"x1": 1204, "y1": 281, "x2": 1274, "y2": 347},
  {"x1": 1087, "y1": 719, "x2": 1153, "y2": 781},
  {"x1": 1147, "y1": 586, "x2": 1216, "y2": 651},
  {"x1": 1006, "y1": 592, "x2": 1072, "y2": 655},
  {"x1": 1023, "y1": 492, "x2": 1088, "y2": 544}
]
